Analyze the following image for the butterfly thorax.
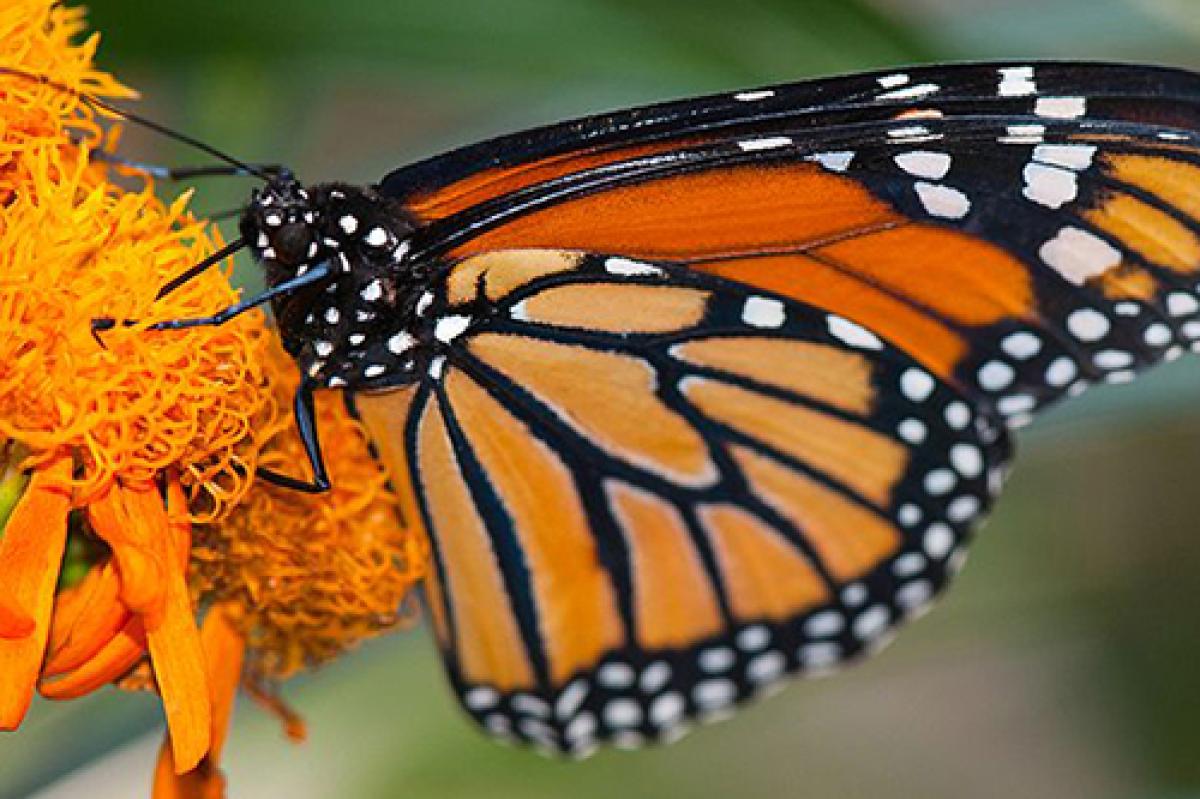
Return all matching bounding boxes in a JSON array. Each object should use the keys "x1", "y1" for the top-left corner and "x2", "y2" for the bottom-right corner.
[{"x1": 240, "y1": 175, "x2": 443, "y2": 389}]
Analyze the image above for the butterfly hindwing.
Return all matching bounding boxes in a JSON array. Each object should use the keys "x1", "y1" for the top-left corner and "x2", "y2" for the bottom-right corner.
[{"x1": 356, "y1": 251, "x2": 1010, "y2": 753}]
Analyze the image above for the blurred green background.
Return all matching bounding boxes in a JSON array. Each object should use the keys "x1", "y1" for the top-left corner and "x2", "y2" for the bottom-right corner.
[{"x1": 7, "y1": 0, "x2": 1200, "y2": 797}]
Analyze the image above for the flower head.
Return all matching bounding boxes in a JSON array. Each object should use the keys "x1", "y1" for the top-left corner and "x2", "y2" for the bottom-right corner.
[
  {"x1": 1, "y1": 4, "x2": 426, "y2": 796},
  {"x1": 0, "y1": 0, "x2": 279, "y2": 775}
]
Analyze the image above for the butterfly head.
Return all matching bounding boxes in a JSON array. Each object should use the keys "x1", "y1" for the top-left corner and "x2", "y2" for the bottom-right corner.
[{"x1": 241, "y1": 170, "x2": 323, "y2": 269}]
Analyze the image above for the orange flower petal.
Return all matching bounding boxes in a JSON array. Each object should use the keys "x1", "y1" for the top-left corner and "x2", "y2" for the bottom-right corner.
[
  {"x1": 87, "y1": 484, "x2": 166, "y2": 624},
  {"x1": 153, "y1": 603, "x2": 246, "y2": 799},
  {"x1": 0, "y1": 599, "x2": 35, "y2": 639},
  {"x1": 199, "y1": 605, "x2": 245, "y2": 761},
  {"x1": 0, "y1": 455, "x2": 72, "y2": 729},
  {"x1": 153, "y1": 745, "x2": 225, "y2": 799},
  {"x1": 38, "y1": 617, "x2": 147, "y2": 700},
  {"x1": 127, "y1": 483, "x2": 212, "y2": 774},
  {"x1": 43, "y1": 561, "x2": 131, "y2": 677}
]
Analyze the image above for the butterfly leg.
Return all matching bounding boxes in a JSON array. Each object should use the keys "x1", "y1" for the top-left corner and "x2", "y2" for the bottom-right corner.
[
  {"x1": 91, "y1": 260, "x2": 333, "y2": 334},
  {"x1": 154, "y1": 238, "x2": 247, "y2": 300},
  {"x1": 255, "y1": 377, "x2": 331, "y2": 494}
]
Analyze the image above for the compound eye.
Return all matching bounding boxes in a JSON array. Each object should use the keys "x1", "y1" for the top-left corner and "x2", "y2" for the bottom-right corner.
[{"x1": 273, "y1": 222, "x2": 314, "y2": 265}]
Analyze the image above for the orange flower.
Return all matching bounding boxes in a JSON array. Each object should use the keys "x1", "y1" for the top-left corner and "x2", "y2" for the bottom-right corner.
[
  {"x1": 2, "y1": 3, "x2": 427, "y2": 797},
  {"x1": 0, "y1": 0, "x2": 276, "y2": 778},
  {"x1": 157, "y1": 341, "x2": 426, "y2": 797}
]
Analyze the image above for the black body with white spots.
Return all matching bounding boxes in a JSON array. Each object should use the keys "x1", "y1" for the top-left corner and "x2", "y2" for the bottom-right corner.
[{"x1": 241, "y1": 178, "x2": 434, "y2": 390}]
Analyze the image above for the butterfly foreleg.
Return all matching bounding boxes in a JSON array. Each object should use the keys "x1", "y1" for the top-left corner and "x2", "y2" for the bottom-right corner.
[
  {"x1": 91, "y1": 260, "x2": 333, "y2": 335},
  {"x1": 255, "y1": 376, "x2": 332, "y2": 494}
]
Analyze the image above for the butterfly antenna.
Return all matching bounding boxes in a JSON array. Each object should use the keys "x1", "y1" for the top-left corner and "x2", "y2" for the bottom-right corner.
[{"x1": 0, "y1": 65, "x2": 271, "y2": 181}]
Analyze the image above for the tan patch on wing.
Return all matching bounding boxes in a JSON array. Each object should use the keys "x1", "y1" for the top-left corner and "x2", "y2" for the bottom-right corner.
[
  {"x1": 671, "y1": 337, "x2": 875, "y2": 415},
  {"x1": 682, "y1": 377, "x2": 907, "y2": 506},
  {"x1": 606, "y1": 481, "x2": 724, "y2": 649},
  {"x1": 1085, "y1": 192, "x2": 1200, "y2": 274},
  {"x1": 731, "y1": 445, "x2": 901, "y2": 581},
  {"x1": 415, "y1": 397, "x2": 535, "y2": 690},
  {"x1": 515, "y1": 283, "x2": 710, "y2": 334},
  {"x1": 446, "y1": 250, "x2": 584, "y2": 305},
  {"x1": 353, "y1": 388, "x2": 441, "y2": 641},
  {"x1": 700, "y1": 504, "x2": 828, "y2": 622},
  {"x1": 445, "y1": 370, "x2": 625, "y2": 686},
  {"x1": 1106, "y1": 154, "x2": 1200, "y2": 222},
  {"x1": 469, "y1": 333, "x2": 717, "y2": 487},
  {"x1": 1097, "y1": 263, "x2": 1158, "y2": 300}
]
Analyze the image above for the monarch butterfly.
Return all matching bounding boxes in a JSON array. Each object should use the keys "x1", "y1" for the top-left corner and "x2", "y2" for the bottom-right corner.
[{"x1": 90, "y1": 61, "x2": 1200, "y2": 754}]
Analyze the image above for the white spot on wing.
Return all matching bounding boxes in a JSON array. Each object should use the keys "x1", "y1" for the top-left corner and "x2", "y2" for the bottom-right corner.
[
  {"x1": 809, "y1": 151, "x2": 855, "y2": 172},
  {"x1": 878, "y1": 83, "x2": 938, "y2": 101},
  {"x1": 734, "y1": 89, "x2": 775, "y2": 102},
  {"x1": 738, "y1": 136, "x2": 792, "y2": 152},
  {"x1": 1039, "y1": 226, "x2": 1121, "y2": 285},
  {"x1": 1032, "y1": 143, "x2": 1096, "y2": 171},
  {"x1": 893, "y1": 150, "x2": 952, "y2": 179},
  {"x1": 338, "y1": 215, "x2": 359, "y2": 235},
  {"x1": 888, "y1": 125, "x2": 930, "y2": 139},
  {"x1": 998, "y1": 65, "x2": 1037, "y2": 97},
  {"x1": 741, "y1": 296, "x2": 785, "y2": 328},
  {"x1": 605, "y1": 257, "x2": 662, "y2": 277},
  {"x1": 900, "y1": 368, "x2": 936, "y2": 402},
  {"x1": 1045, "y1": 356, "x2": 1078, "y2": 387},
  {"x1": 1168, "y1": 292, "x2": 1200, "y2": 317},
  {"x1": 1000, "y1": 123, "x2": 1045, "y2": 144},
  {"x1": 1094, "y1": 349, "x2": 1134, "y2": 369},
  {"x1": 464, "y1": 687, "x2": 498, "y2": 710},
  {"x1": 897, "y1": 418, "x2": 927, "y2": 444},
  {"x1": 699, "y1": 647, "x2": 735, "y2": 673},
  {"x1": 1001, "y1": 331, "x2": 1042, "y2": 360},
  {"x1": 924, "y1": 468, "x2": 957, "y2": 496},
  {"x1": 914, "y1": 181, "x2": 971, "y2": 219},
  {"x1": 877, "y1": 73, "x2": 909, "y2": 88},
  {"x1": 977, "y1": 360, "x2": 1016, "y2": 391},
  {"x1": 1034, "y1": 96, "x2": 1087, "y2": 119},
  {"x1": 1143, "y1": 323, "x2": 1172, "y2": 347},
  {"x1": 924, "y1": 524, "x2": 955, "y2": 559},
  {"x1": 1066, "y1": 308, "x2": 1111, "y2": 342},
  {"x1": 434, "y1": 314, "x2": 472, "y2": 343},
  {"x1": 1023, "y1": 162, "x2": 1078, "y2": 209},
  {"x1": 950, "y1": 443, "x2": 984, "y2": 477},
  {"x1": 827, "y1": 315, "x2": 883, "y2": 350}
]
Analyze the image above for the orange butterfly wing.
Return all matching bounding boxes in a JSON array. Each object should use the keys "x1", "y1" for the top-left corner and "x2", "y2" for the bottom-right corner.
[
  {"x1": 352, "y1": 62, "x2": 1200, "y2": 752},
  {"x1": 354, "y1": 251, "x2": 1006, "y2": 752}
]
